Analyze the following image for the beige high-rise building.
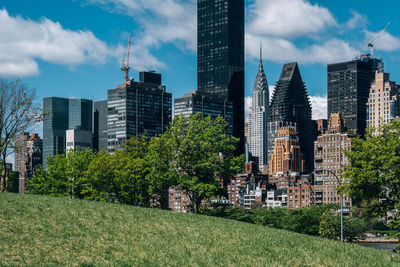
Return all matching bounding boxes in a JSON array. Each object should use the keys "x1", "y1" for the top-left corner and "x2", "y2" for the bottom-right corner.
[
  {"x1": 269, "y1": 126, "x2": 304, "y2": 175},
  {"x1": 314, "y1": 113, "x2": 352, "y2": 208},
  {"x1": 367, "y1": 72, "x2": 400, "y2": 131}
]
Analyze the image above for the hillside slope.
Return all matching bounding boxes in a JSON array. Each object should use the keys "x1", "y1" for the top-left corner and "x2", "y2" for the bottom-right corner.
[{"x1": 0, "y1": 193, "x2": 399, "y2": 266}]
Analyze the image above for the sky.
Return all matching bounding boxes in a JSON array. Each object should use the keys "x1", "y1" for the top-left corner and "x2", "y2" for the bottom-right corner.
[{"x1": 1, "y1": 0, "x2": 400, "y2": 125}]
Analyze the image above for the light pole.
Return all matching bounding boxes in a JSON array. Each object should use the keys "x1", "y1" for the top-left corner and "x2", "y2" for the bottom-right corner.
[{"x1": 326, "y1": 169, "x2": 343, "y2": 243}]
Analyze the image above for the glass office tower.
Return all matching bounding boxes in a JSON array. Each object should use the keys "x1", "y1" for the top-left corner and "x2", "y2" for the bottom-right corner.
[{"x1": 197, "y1": 0, "x2": 245, "y2": 154}]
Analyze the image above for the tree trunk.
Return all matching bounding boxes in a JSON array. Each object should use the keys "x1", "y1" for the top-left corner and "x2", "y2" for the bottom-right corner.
[
  {"x1": 1, "y1": 153, "x2": 8, "y2": 192},
  {"x1": 192, "y1": 192, "x2": 202, "y2": 214}
]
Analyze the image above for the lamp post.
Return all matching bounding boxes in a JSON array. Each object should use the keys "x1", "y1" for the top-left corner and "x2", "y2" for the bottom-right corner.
[{"x1": 326, "y1": 169, "x2": 343, "y2": 243}]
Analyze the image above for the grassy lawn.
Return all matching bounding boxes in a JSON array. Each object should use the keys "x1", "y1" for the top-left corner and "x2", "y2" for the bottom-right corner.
[{"x1": 0, "y1": 193, "x2": 399, "y2": 266}]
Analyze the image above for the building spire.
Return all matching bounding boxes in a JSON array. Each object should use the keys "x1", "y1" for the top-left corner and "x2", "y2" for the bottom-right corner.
[{"x1": 259, "y1": 42, "x2": 263, "y2": 68}]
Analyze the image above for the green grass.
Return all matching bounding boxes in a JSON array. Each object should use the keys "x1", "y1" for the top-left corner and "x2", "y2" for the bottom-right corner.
[{"x1": 0, "y1": 193, "x2": 399, "y2": 266}]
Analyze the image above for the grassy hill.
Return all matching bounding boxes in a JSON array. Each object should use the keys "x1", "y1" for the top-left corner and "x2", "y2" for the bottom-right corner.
[{"x1": 0, "y1": 193, "x2": 399, "y2": 266}]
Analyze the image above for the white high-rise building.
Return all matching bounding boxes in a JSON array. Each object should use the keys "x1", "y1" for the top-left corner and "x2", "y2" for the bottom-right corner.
[{"x1": 248, "y1": 47, "x2": 269, "y2": 172}]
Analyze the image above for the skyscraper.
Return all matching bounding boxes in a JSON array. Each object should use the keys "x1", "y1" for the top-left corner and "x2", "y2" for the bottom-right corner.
[
  {"x1": 328, "y1": 55, "x2": 382, "y2": 136},
  {"x1": 366, "y1": 71, "x2": 400, "y2": 131},
  {"x1": 197, "y1": 0, "x2": 245, "y2": 153},
  {"x1": 93, "y1": 100, "x2": 108, "y2": 151},
  {"x1": 248, "y1": 48, "x2": 268, "y2": 172},
  {"x1": 107, "y1": 71, "x2": 172, "y2": 153},
  {"x1": 174, "y1": 91, "x2": 233, "y2": 135},
  {"x1": 314, "y1": 113, "x2": 353, "y2": 208},
  {"x1": 269, "y1": 63, "x2": 314, "y2": 172},
  {"x1": 43, "y1": 97, "x2": 93, "y2": 166}
]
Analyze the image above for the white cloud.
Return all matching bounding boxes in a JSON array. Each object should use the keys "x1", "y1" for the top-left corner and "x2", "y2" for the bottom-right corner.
[
  {"x1": 310, "y1": 95, "x2": 327, "y2": 120},
  {"x1": 0, "y1": 9, "x2": 121, "y2": 77},
  {"x1": 83, "y1": 0, "x2": 197, "y2": 71},
  {"x1": 246, "y1": 34, "x2": 358, "y2": 64},
  {"x1": 345, "y1": 10, "x2": 367, "y2": 30},
  {"x1": 246, "y1": 0, "x2": 360, "y2": 65},
  {"x1": 245, "y1": 96, "x2": 252, "y2": 123},
  {"x1": 248, "y1": 0, "x2": 336, "y2": 39},
  {"x1": 245, "y1": 93, "x2": 327, "y2": 122},
  {"x1": 365, "y1": 30, "x2": 400, "y2": 52}
]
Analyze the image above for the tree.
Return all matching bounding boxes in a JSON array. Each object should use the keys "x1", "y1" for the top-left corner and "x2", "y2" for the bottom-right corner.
[
  {"x1": 342, "y1": 121, "x2": 400, "y2": 247},
  {"x1": 152, "y1": 113, "x2": 244, "y2": 213},
  {"x1": 319, "y1": 211, "x2": 367, "y2": 242},
  {"x1": 83, "y1": 150, "x2": 118, "y2": 202},
  {"x1": 114, "y1": 136, "x2": 151, "y2": 206},
  {"x1": 27, "y1": 148, "x2": 95, "y2": 198},
  {"x1": 0, "y1": 79, "x2": 42, "y2": 191}
]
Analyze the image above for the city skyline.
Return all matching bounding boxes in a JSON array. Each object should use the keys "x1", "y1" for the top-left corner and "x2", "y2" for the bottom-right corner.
[{"x1": 2, "y1": 0, "x2": 400, "y2": 123}]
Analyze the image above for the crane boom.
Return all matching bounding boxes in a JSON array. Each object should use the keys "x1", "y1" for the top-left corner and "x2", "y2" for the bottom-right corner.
[
  {"x1": 368, "y1": 22, "x2": 390, "y2": 58},
  {"x1": 121, "y1": 33, "x2": 132, "y2": 83},
  {"x1": 126, "y1": 33, "x2": 131, "y2": 69}
]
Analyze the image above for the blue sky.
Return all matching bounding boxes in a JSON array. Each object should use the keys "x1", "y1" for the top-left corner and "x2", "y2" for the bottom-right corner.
[{"x1": 1, "y1": 0, "x2": 400, "y2": 121}]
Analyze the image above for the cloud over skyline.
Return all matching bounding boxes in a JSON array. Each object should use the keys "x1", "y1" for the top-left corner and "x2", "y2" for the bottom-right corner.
[{"x1": 0, "y1": 9, "x2": 121, "y2": 77}]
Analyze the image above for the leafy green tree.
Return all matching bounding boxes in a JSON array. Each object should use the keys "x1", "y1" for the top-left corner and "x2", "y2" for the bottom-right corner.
[
  {"x1": 114, "y1": 137, "x2": 151, "y2": 206},
  {"x1": 342, "y1": 121, "x2": 400, "y2": 246},
  {"x1": 319, "y1": 211, "x2": 367, "y2": 242},
  {"x1": 319, "y1": 211, "x2": 338, "y2": 240},
  {"x1": 152, "y1": 113, "x2": 243, "y2": 213},
  {"x1": 27, "y1": 148, "x2": 95, "y2": 198},
  {"x1": 83, "y1": 150, "x2": 118, "y2": 202}
]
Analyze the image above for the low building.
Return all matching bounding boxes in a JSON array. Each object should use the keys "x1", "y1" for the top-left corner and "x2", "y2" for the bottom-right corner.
[
  {"x1": 168, "y1": 188, "x2": 191, "y2": 213},
  {"x1": 287, "y1": 177, "x2": 314, "y2": 209},
  {"x1": 265, "y1": 189, "x2": 287, "y2": 208}
]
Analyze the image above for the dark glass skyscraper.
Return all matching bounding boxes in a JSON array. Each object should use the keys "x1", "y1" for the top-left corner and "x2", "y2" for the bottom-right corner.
[
  {"x1": 197, "y1": 0, "x2": 245, "y2": 153},
  {"x1": 107, "y1": 72, "x2": 172, "y2": 153},
  {"x1": 43, "y1": 97, "x2": 93, "y2": 167},
  {"x1": 327, "y1": 55, "x2": 381, "y2": 136},
  {"x1": 93, "y1": 100, "x2": 108, "y2": 151},
  {"x1": 269, "y1": 63, "x2": 314, "y2": 172}
]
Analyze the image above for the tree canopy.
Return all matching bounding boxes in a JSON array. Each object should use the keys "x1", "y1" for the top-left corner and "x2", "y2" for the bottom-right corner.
[{"x1": 342, "y1": 121, "x2": 400, "y2": 245}]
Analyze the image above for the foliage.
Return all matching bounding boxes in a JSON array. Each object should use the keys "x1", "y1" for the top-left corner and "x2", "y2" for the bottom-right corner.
[
  {"x1": 0, "y1": 79, "x2": 42, "y2": 191},
  {"x1": 319, "y1": 211, "x2": 367, "y2": 243},
  {"x1": 27, "y1": 148, "x2": 95, "y2": 198},
  {"x1": 151, "y1": 113, "x2": 244, "y2": 213},
  {"x1": 342, "y1": 121, "x2": 400, "y2": 246},
  {"x1": 1, "y1": 193, "x2": 399, "y2": 266},
  {"x1": 204, "y1": 204, "x2": 337, "y2": 236}
]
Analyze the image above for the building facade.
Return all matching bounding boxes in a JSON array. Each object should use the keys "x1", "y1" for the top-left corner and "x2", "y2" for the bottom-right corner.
[
  {"x1": 314, "y1": 113, "x2": 353, "y2": 207},
  {"x1": 93, "y1": 100, "x2": 108, "y2": 151},
  {"x1": 197, "y1": 0, "x2": 245, "y2": 154},
  {"x1": 248, "y1": 51, "x2": 269, "y2": 172},
  {"x1": 107, "y1": 71, "x2": 172, "y2": 153},
  {"x1": 367, "y1": 71, "x2": 400, "y2": 130},
  {"x1": 328, "y1": 55, "x2": 382, "y2": 136},
  {"x1": 174, "y1": 91, "x2": 233, "y2": 135},
  {"x1": 269, "y1": 62, "x2": 314, "y2": 172},
  {"x1": 66, "y1": 129, "x2": 93, "y2": 151},
  {"x1": 269, "y1": 126, "x2": 304, "y2": 176},
  {"x1": 43, "y1": 97, "x2": 92, "y2": 167},
  {"x1": 14, "y1": 132, "x2": 42, "y2": 193}
]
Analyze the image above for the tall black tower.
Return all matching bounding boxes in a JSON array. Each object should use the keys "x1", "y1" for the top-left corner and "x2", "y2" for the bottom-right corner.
[
  {"x1": 269, "y1": 63, "x2": 314, "y2": 172},
  {"x1": 327, "y1": 55, "x2": 380, "y2": 136},
  {"x1": 197, "y1": 0, "x2": 245, "y2": 154}
]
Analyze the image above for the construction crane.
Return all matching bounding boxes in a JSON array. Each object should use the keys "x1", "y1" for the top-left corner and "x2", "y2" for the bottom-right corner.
[
  {"x1": 121, "y1": 33, "x2": 132, "y2": 83},
  {"x1": 368, "y1": 22, "x2": 390, "y2": 58}
]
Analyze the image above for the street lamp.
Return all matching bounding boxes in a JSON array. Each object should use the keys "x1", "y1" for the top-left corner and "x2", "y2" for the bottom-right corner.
[{"x1": 326, "y1": 169, "x2": 344, "y2": 243}]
